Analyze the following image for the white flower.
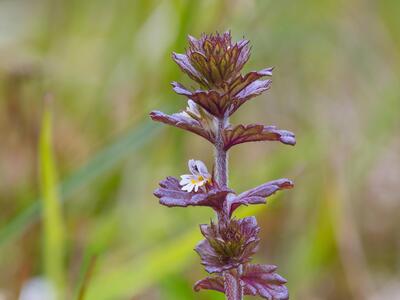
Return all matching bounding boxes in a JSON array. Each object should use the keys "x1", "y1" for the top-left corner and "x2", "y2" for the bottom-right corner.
[
  {"x1": 180, "y1": 159, "x2": 211, "y2": 192},
  {"x1": 177, "y1": 100, "x2": 201, "y2": 119},
  {"x1": 177, "y1": 100, "x2": 219, "y2": 135}
]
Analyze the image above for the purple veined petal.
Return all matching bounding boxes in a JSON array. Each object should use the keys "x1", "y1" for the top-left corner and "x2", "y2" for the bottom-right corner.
[
  {"x1": 227, "y1": 178, "x2": 294, "y2": 215},
  {"x1": 188, "y1": 159, "x2": 197, "y2": 175},
  {"x1": 223, "y1": 123, "x2": 296, "y2": 150},
  {"x1": 187, "y1": 159, "x2": 210, "y2": 180},
  {"x1": 194, "y1": 160, "x2": 210, "y2": 178}
]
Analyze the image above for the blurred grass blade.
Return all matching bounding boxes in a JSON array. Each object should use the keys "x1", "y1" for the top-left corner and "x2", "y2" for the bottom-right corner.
[
  {"x1": 85, "y1": 229, "x2": 201, "y2": 300},
  {"x1": 39, "y1": 103, "x2": 65, "y2": 292},
  {"x1": 76, "y1": 255, "x2": 98, "y2": 300},
  {"x1": 0, "y1": 120, "x2": 162, "y2": 246}
]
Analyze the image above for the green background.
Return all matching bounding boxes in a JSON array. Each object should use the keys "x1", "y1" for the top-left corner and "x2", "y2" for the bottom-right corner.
[{"x1": 0, "y1": 0, "x2": 399, "y2": 299}]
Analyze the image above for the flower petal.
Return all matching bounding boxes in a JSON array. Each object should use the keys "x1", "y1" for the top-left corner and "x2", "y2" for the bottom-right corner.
[
  {"x1": 195, "y1": 160, "x2": 210, "y2": 178},
  {"x1": 188, "y1": 159, "x2": 198, "y2": 175}
]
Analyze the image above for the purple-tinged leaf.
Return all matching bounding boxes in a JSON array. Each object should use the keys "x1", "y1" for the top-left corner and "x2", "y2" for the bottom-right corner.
[
  {"x1": 235, "y1": 79, "x2": 272, "y2": 102},
  {"x1": 195, "y1": 217, "x2": 260, "y2": 273},
  {"x1": 172, "y1": 82, "x2": 229, "y2": 118},
  {"x1": 149, "y1": 110, "x2": 215, "y2": 143},
  {"x1": 194, "y1": 264, "x2": 288, "y2": 300},
  {"x1": 228, "y1": 68, "x2": 273, "y2": 96},
  {"x1": 223, "y1": 124, "x2": 296, "y2": 150},
  {"x1": 154, "y1": 176, "x2": 231, "y2": 210},
  {"x1": 228, "y1": 179, "x2": 294, "y2": 215},
  {"x1": 172, "y1": 52, "x2": 209, "y2": 87},
  {"x1": 242, "y1": 264, "x2": 289, "y2": 300},
  {"x1": 172, "y1": 67, "x2": 273, "y2": 118},
  {"x1": 194, "y1": 276, "x2": 225, "y2": 293}
]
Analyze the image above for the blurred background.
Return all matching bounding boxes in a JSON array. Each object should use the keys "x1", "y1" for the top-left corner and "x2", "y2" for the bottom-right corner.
[{"x1": 0, "y1": 0, "x2": 399, "y2": 299}]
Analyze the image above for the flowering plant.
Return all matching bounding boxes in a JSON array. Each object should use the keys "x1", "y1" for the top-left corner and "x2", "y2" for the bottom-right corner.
[{"x1": 150, "y1": 32, "x2": 295, "y2": 300}]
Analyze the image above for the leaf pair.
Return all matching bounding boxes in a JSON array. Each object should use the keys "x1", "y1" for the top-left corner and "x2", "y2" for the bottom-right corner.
[
  {"x1": 154, "y1": 176, "x2": 293, "y2": 216},
  {"x1": 194, "y1": 264, "x2": 289, "y2": 300}
]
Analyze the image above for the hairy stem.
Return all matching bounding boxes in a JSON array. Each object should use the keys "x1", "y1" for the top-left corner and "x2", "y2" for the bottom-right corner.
[
  {"x1": 224, "y1": 270, "x2": 243, "y2": 300},
  {"x1": 214, "y1": 117, "x2": 243, "y2": 300},
  {"x1": 215, "y1": 118, "x2": 228, "y2": 188}
]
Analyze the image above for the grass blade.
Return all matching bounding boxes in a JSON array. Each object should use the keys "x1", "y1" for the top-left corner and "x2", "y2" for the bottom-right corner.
[
  {"x1": 38, "y1": 103, "x2": 65, "y2": 293},
  {"x1": 0, "y1": 121, "x2": 162, "y2": 246},
  {"x1": 76, "y1": 255, "x2": 98, "y2": 300}
]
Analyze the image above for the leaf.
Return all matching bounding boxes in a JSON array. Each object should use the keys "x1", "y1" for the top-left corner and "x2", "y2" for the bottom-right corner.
[
  {"x1": 194, "y1": 264, "x2": 289, "y2": 300},
  {"x1": 172, "y1": 52, "x2": 208, "y2": 87},
  {"x1": 223, "y1": 124, "x2": 296, "y2": 150},
  {"x1": 242, "y1": 264, "x2": 288, "y2": 300},
  {"x1": 171, "y1": 68, "x2": 273, "y2": 118},
  {"x1": 154, "y1": 176, "x2": 231, "y2": 210},
  {"x1": 193, "y1": 276, "x2": 225, "y2": 293},
  {"x1": 228, "y1": 179, "x2": 294, "y2": 215},
  {"x1": 150, "y1": 110, "x2": 214, "y2": 143},
  {"x1": 172, "y1": 82, "x2": 228, "y2": 118}
]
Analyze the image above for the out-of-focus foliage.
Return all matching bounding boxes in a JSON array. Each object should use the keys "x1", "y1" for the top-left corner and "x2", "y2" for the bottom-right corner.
[{"x1": 0, "y1": 0, "x2": 399, "y2": 299}]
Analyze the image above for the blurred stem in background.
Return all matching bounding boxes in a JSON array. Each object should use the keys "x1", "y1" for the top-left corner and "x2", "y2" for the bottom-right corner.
[{"x1": 39, "y1": 96, "x2": 65, "y2": 298}]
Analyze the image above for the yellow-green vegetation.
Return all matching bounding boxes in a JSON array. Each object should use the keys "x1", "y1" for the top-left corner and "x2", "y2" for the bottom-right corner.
[{"x1": 0, "y1": 0, "x2": 399, "y2": 299}]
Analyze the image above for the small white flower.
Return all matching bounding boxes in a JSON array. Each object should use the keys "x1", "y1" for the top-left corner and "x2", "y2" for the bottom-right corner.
[
  {"x1": 180, "y1": 159, "x2": 211, "y2": 192},
  {"x1": 177, "y1": 100, "x2": 201, "y2": 119},
  {"x1": 186, "y1": 100, "x2": 201, "y2": 117}
]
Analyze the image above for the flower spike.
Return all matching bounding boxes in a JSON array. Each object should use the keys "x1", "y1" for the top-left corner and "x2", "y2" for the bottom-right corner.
[
  {"x1": 173, "y1": 32, "x2": 251, "y2": 88},
  {"x1": 151, "y1": 31, "x2": 296, "y2": 300}
]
